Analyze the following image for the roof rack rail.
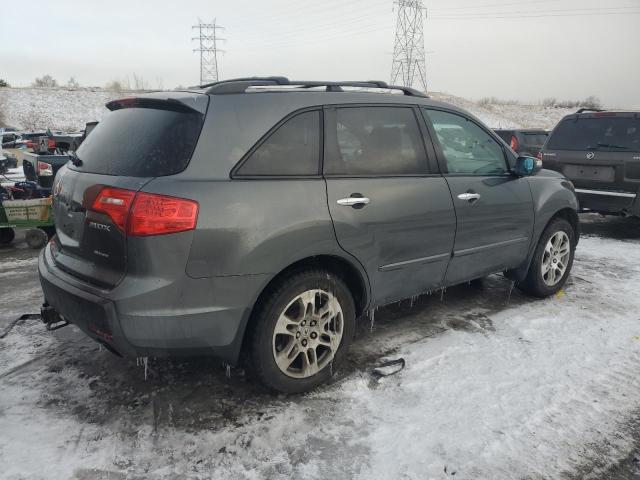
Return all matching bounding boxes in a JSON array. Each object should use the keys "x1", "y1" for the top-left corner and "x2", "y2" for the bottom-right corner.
[
  {"x1": 575, "y1": 107, "x2": 605, "y2": 114},
  {"x1": 200, "y1": 77, "x2": 428, "y2": 97}
]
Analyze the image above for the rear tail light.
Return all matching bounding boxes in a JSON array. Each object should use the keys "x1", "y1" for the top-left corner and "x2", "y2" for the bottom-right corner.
[
  {"x1": 37, "y1": 160, "x2": 53, "y2": 176},
  {"x1": 91, "y1": 187, "x2": 198, "y2": 236},
  {"x1": 92, "y1": 187, "x2": 136, "y2": 231},
  {"x1": 510, "y1": 135, "x2": 519, "y2": 152},
  {"x1": 48, "y1": 139, "x2": 56, "y2": 149},
  {"x1": 26, "y1": 140, "x2": 34, "y2": 149},
  {"x1": 128, "y1": 192, "x2": 199, "y2": 236},
  {"x1": 537, "y1": 151, "x2": 543, "y2": 161}
]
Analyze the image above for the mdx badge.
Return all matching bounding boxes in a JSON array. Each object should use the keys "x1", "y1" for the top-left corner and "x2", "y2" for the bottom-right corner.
[{"x1": 89, "y1": 221, "x2": 111, "y2": 232}]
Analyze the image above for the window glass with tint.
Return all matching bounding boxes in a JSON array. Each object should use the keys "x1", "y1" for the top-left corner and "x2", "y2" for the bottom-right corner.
[
  {"x1": 325, "y1": 106, "x2": 428, "y2": 175},
  {"x1": 547, "y1": 117, "x2": 640, "y2": 152},
  {"x1": 523, "y1": 133, "x2": 548, "y2": 146},
  {"x1": 236, "y1": 110, "x2": 320, "y2": 176},
  {"x1": 75, "y1": 106, "x2": 205, "y2": 177},
  {"x1": 424, "y1": 109, "x2": 508, "y2": 175}
]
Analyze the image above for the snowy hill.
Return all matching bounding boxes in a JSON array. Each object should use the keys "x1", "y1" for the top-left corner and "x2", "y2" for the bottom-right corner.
[
  {"x1": 429, "y1": 92, "x2": 575, "y2": 130},
  {"x1": 0, "y1": 87, "x2": 118, "y2": 132},
  {"x1": 0, "y1": 87, "x2": 575, "y2": 132}
]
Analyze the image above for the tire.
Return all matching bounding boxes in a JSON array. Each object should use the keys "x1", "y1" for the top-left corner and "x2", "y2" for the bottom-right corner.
[
  {"x1": 250, "y1": 269, "x2": 356, "y2": 394},
  {"x1": 0, "y1": 228, "x2": 15, "y2": 245},
  {"x1": 517, "y1": 217, "x2": 576, "y2": 297},
  {"x1": 40, "y1": 226, "x2": 56, "y2": 240},
  {"x1": 25, "y1": 228, "x2": 48, "y2": 249}
]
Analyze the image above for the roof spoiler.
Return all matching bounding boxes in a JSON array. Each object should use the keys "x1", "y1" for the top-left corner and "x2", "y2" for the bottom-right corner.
[
  {"x1": 105, "y1": 96, "x2": 208, "y2": 115},
  {"x1": 195, "y1": 76, "x2": 428, "y2": 97},
  {"x1": 575, "y1": 108, "x2": 605, "y2": 114}
]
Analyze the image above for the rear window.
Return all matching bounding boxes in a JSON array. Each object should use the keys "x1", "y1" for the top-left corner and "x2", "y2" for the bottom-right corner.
[
  {"x1": 547, "y1": 117, "x2": 640, "y2": 152},
  {"x1": 235, "y1": 110, "x2": 320, "y2": 176},
  {"x1": 523, "y1": 133, "x2": 548, "y2": 146},
  {"x1": 74, "y1": 106, "x2": 205, "y2": 177}
]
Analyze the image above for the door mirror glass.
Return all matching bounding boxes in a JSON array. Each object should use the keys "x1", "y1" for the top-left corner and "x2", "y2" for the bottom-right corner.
[{"x1": 513, "y1": 155, "x2": 542, "y2": 176}]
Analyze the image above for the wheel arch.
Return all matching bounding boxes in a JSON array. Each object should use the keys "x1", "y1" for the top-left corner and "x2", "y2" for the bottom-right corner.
[
  {"x1": 551, "y1": 207, "x2": 580, "y2": 244},
  {"x1": 506, "y1": 206, "x2": 579, "y2": 282},
  {"x1": 237, "y1": 254, "x2": 370, "y2": 361}
]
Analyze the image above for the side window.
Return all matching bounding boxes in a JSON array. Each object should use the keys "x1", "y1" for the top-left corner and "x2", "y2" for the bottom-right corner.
[
  {"x1": 236, "y1": 110, "x2": 320, "y2": 176},
  {"x1": 325, "y1": 106, "x2": 428, "y2": 175},
  {"x1": 424, "y1": 109, "x2": 508, "y2": 175}
]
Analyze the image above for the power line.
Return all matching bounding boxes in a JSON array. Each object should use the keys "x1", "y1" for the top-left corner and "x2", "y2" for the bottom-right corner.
[
  {"x1": 391, "y1": 0, "x2": 428, "y2": 93},
  {"x1": 192, "y1": 19, "x2": 225, "y2": 84},
  {"x1": 432, "y1": 0, "x2": 559, "y2": 11},
  {"x1": 431, "y1": 10, "x2": 640, "y2": 19},
  {"x1": 431, "y1": 5, "x2": 640, "y2": 18}
]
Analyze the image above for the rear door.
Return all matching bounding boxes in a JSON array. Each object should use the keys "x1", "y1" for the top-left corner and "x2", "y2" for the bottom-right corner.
[
  {"x1": 324, "y1": 105, "x2": 456, "y2": 305},
  {"x1": 422, "y1": 108, "x2": 534, "y2": 284},
  {"x1": 51, "y1": 97, "x2": 207, "y2": 288}
]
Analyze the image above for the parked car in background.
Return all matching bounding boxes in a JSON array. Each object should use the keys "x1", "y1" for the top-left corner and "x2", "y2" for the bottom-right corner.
[
  {"x1": 495, "y1": 128, "x2": 549, "y2": 157},
  {"x1": 540, "y1": 109, "x2": 640, "y2": 216},
  {"x1": 39, "y1": 77, "x2": 579, "y2": 393}
]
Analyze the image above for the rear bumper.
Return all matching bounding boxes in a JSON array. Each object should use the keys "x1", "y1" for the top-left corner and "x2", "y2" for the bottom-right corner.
[
  {"x1": 575, "y1": 188, "x2": 640, "y2": 216},
  {"x1": 38, "y1": 244, "x2": 269, "y2": 362}
]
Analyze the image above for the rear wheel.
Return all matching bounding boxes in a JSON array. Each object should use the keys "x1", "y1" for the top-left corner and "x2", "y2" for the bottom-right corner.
[
  {"x1": 25, "y1": 228, "x2": 48, "y2": 249},
  {"x1": 0, "y1": 228, "x2": 15, "y2": 245},
  {"x1": 250, "y1": 269, "x2": 355, "y2": 393},
  {"x1": 517, "y1": 217, "x2": 575, "y2": 297},
  {"x1": 40, "y1": 226, "x2": 56, "y2": 240}
]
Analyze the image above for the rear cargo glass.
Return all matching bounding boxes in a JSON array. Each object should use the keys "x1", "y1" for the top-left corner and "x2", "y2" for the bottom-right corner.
[
  {"x1": 547, "y1": 117, "x2": 640, "y2": 152},
  {"x1": 523, "y1": 133, "x2": 548, "y2": 145},
  {"x1": 74, "y1": 106, "x2": 205, "y2": 177}
]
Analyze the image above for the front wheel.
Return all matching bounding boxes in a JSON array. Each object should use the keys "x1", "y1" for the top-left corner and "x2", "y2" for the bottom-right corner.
[
  {"x1": 0, "y1": 228, "x2": 15, "y2": 245},
  {"x1": 250, "y1": 269, "x2": 355, "y2": 394},
  {"x1": 517, "y1": 217, "x2": 576, "y2": 297}
]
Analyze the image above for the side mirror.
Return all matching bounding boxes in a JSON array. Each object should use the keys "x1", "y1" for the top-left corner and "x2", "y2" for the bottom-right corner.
[{"x1": 513, "y1": 156, "x2": 542, "y2": 176}]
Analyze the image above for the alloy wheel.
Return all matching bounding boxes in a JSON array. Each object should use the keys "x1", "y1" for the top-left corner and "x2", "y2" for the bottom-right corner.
[
  {"x1": 272, "y1": 289, "x2": 344, "y2": 379},
  {"x1": 541, "y1": 231, "x2": 571, "y2": 286}
]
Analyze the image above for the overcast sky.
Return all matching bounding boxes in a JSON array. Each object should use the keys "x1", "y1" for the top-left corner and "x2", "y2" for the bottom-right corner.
[{"x1": 1, "y1": 0, "x2": 639, "y2": 107}]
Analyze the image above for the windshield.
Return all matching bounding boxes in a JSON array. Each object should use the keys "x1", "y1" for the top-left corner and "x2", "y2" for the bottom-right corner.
[
  {"x1": 74, "y1": 106, "x2": 205, "y2": 177},
  {"x1": 547, "y1": 117, "x2": 640, "y2": 152}
]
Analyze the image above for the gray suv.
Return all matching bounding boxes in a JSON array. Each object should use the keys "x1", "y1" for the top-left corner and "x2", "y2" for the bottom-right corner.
[{"x1": 38, "y1": 77, "x2": 579, "y2": 393}]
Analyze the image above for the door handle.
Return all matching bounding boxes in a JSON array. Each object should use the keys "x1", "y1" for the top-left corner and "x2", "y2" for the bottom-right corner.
[
  {"x1": 337, "y1": 196, "x2": 370, "y2": 207},
  {"x1": 457, "y1": 193, "x2": 481, "y2": 201}
]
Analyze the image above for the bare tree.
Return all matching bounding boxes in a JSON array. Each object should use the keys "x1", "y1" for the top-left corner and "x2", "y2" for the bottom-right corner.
[
  {"x1": 105, "y1": 80, "x2": 124, "y2": 93},
  {"x1": 67, "y1": 77, "x2": 80, "y2": 89},
  {"x1": 33, "y1": 75, "x2": 58, "y2": 88},
  {"x1": 131, "y1": 73, "x2": 148, "y2": 92}
]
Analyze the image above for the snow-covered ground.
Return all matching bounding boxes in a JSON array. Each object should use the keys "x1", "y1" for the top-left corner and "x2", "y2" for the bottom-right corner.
[
  {"x1": 0, "y1": 87, "x2": 575, "y2": 132},
  {"x1": 1, "y1": 216, "x2": 639, "y2": 479}
]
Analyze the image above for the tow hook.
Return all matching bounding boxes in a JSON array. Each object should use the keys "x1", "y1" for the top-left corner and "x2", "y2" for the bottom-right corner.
[{"x1": 40, "y1": 304, "x2": 70, "y2": 331}]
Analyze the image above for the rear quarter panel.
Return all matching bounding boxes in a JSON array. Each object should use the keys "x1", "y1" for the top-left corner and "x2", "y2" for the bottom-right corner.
[{"x1": 144, "y1": 177, "x2": 354, "y2": 279}]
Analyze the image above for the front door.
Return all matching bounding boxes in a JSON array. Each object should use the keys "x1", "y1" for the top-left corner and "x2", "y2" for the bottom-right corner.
[
  {"x1": 324, "y1": 105, "x2": 456, "y2": 305},
  {"x1": 422, "y1": 108, "x2": 534, "y2": 284}
]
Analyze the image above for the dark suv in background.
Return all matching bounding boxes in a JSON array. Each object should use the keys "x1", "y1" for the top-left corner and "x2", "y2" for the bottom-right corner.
[
  {"x1": 495, "y1": 128, "x2": 549, "y2": 157},
  {"x1": 541, "y1": 110, "x2": 640, "y2": 216},
  {"x1": 39, "y1": 77, "x2": 579, "y2": 393}
]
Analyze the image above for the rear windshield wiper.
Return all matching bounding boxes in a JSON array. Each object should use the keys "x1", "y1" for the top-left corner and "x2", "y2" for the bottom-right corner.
[
  {"x1": 587, "y1": 142, "x2": 630, "y2": 151},
  {"x1": 68, "y1": 151, "x2": 83, "y2": 167}
]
